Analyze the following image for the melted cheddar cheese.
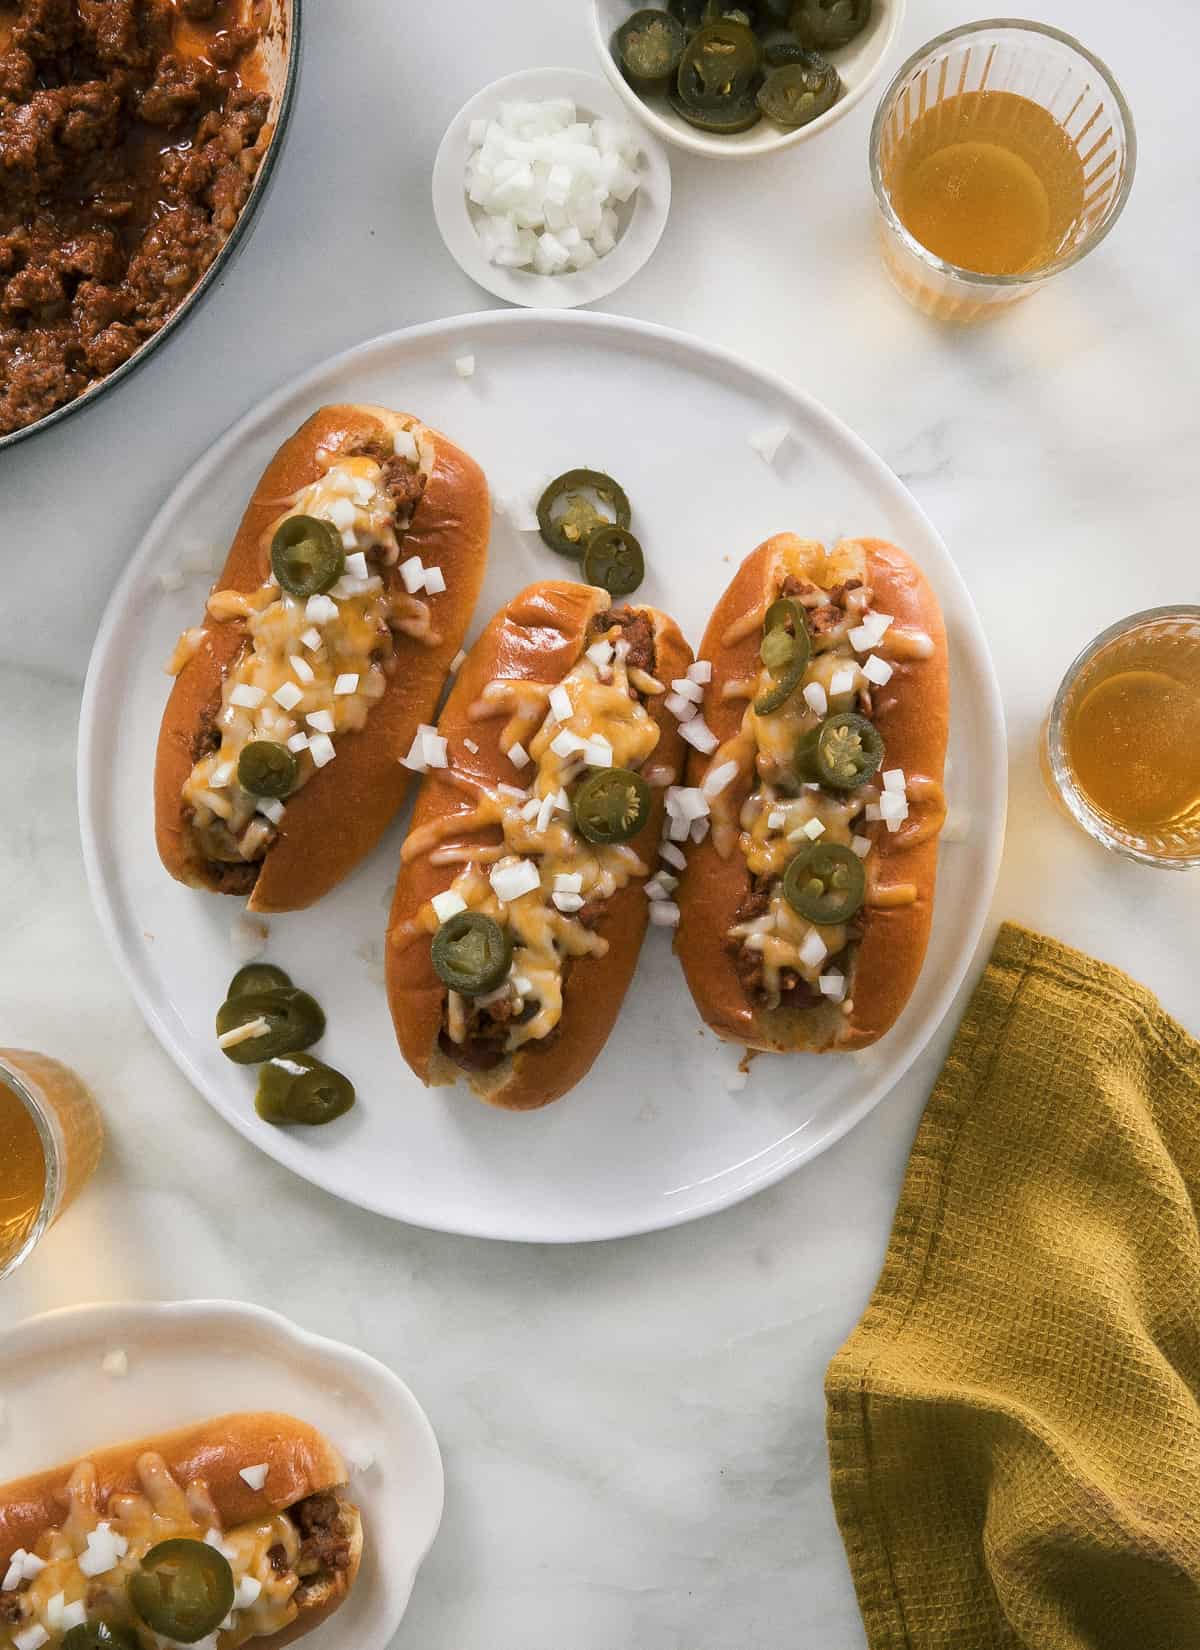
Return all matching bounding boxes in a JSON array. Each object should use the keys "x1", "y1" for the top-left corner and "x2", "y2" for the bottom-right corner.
[
  {"x1": 401, "y1": 623, "x2": 663, "y2": 1053},
  {"x1": 172, "y1": 414, "x2": 435, "y2": 867},
  {"x1": 0, "y1": 1454, "x2": 302, "y2": 1650}
]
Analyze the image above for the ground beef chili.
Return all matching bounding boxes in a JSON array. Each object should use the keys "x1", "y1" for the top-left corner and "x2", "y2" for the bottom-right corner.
[
  {"x1": 0, "y1": 0, "x2": 270, "y2": 437},
  {"x1": 596, "y1": 605, "x2": 656, "y2": 675},
  {"x1": 291, "y1": 1492, "x2": 352, "y2": 1577}
]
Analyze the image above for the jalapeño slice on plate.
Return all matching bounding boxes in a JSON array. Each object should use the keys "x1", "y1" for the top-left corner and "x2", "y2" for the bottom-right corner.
[
  {"x1": 128, "y1": 1539, "x2": 234, "y2": 1644},
  {"x1": 582, "y1": 525, "x2": 645, "y2": 597},
  {"x1": 256, "y1": 1054, "x2": 356, "y2": 1126},
  {"x1": 237, "y1": 740, "x2": 299, "y2": 799},
  {"x1": 789, "y1": 0, "x2": 871, "y2": 48},
  {"x1": 756, "y1": 54, "x2": 839, "y2": 126},
  {"x1": 215, "y1": 988, "x2": 326, "y2": 1064},
  {"x1": 270, "y1": 514, "x2": 344, "y2": 598},
  {"x1": 431, "y1": 911, "x2": 513, "y2": 996},
  {"x1": 537, "y1": 469, "x2": 632, "y2": 558},
  {"x1": 782, "y1": 840, "x2": 865, "y2": 923},
  {"x1": 794, "y1": 711, "x2": 884, "y2": 790},
  {"x1": 754, "y1": 597, "x2": 812, "y2": 714},
  {"x1": 227, "y1": 962, "x2": 293, "y2": 999},
  {"x1": 676, "y1": 21, "x2": 761, "y2": 110},
  {"x1": 617, "y1": 9, "x2": 687, "y2": 86},
  {"x1": 573, "y1": 767, "x2": 651, "y2": 845}
]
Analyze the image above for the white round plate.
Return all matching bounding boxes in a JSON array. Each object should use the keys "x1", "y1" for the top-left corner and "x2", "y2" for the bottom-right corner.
[
  {"x1": 591, "y1": 0, "x2": 905, "y2": 160},
  {"x1": 0, "y1": 1299, "x2": 444, "y2": 1647},
  {"x1": 79, "y1": 309, "x2": 1005, "y2": 1243},
  {"x1": 431, "y1": 66, "x2": 670, "y2": 309}
]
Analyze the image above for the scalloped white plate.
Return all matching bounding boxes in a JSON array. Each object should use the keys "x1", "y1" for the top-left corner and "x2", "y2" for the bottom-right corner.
[
  {"x1": 78, "y1": 309, "x2": 1006, "y2": 1242},
  {"x1": 0, "y1": 1300, "x2": 443, "y2": 1647}
]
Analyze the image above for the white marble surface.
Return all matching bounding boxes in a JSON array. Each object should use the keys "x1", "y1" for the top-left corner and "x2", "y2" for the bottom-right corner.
[{"x1": 1, "y1": 1, "x2": 1198, "y2": 1645}]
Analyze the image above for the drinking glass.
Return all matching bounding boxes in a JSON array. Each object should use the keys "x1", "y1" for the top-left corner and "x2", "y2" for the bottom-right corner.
[
  {"x1": 1041, "y1": 608, "x2": 1200, "y2": 870},
  {"x1": 0, "y1": 1051, "x2": 104, "y2": 1282},
  {"x1": 870, "y1": 19, "x2": 1136, "y2": 322}
]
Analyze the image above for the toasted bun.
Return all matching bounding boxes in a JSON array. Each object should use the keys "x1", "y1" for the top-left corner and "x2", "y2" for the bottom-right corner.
[
  {"x1": 386, "y1": 581, "x2": 692, "y2": 1111},
  {"x1": 0, "y1": 1412, "x2": 359, "y2": 1648},
  {"x1": 155, "y1": 404, "x2": 490, "y2": 913},
  {"x1": 675, "y1": 534, "x2": 948, "y2": 1054}
]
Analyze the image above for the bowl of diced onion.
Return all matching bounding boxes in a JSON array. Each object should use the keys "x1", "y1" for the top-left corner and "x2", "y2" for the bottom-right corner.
[{"x1": 431, "y1": 66, "x2": 672, "y2": 309}]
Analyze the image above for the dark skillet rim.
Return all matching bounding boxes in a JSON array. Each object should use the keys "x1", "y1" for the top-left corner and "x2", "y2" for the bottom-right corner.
[{"x1": 0, "y1": 0, "x2": 303, "y2": 456}]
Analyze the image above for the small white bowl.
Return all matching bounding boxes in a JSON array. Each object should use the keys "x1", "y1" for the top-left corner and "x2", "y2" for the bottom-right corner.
[
  {"x1": 432, "y1": 66, "x2": 671, "y2": 309},
  {"x1": 590, "y1": 0, "x2": 906, "y2": 160}
]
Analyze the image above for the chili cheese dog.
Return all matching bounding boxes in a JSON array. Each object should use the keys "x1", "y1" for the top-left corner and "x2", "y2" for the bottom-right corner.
[
  {"x1": 386, "y1": 581, "x2": 693, "y2": 1110},
  {"x1": 675, "y1": 535, "x2": 948, "y2": 1053},
  {"x1": 155, "y1": 404, "x2": 490, "y2": 913},
  {"x1": 0, "y1": 1412, "x2": 361, "y2": 1650}
]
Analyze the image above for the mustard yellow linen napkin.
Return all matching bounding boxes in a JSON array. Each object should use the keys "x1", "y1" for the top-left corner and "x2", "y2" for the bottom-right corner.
[{"x1": 826, "y1": 921, "x2": 1200, "y2": 1650}]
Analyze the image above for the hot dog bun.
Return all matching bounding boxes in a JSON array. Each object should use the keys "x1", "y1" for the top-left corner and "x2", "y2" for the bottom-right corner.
[
  {"x1": 0, "y1": 1412, "x2": 360, "y2": 1649},
  {"x1": 386, "y1": 581, "x2": 692, "y2": 1111},
  {"x1": 155, "y1": 404, "x2": 490, "y2": 913},
  {"x1": 675, "y1": 535, "x2": 948, "y2": 1053}
]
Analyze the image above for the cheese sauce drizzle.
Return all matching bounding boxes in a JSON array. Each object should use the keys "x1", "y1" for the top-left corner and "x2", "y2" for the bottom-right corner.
[{"x1": 400, "y1": 627, "x2": 663, "y2": 1053}]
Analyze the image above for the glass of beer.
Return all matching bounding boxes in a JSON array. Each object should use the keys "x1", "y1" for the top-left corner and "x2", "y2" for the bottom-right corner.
[
  {"x1": 1042, "y1": 608, "x2": 1200, "y2": 869},
  {"x1": 870, "y1": 20, "x2": 1135, "y2": 322},
  {"x1": 0, "y1": 1050, "x2": 104, "y2": 1281}
]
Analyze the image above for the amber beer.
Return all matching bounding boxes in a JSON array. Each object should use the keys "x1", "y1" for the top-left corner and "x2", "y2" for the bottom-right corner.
[
  {"x1": 0, "y1": 1051, "x2": 103, "y2": 1279},
  {"x1": 1043, "y1": 610, "x2": 1200, "y2": 866}
]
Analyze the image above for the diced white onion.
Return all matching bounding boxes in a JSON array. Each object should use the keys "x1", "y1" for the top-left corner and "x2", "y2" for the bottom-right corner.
[
  {"x1": 78, "y1": 1523, "x2": 121, "y2": 1578},
  {"x1": 701, "y1": 760, "x2": 738, "y2": 799},
  {"x1": 455, "y1": 354, "x2": 476, "y2": 378},
  {"x1": 2, "y1": 1554, "x2": 24, "y2": 1592},
  {"x1": 829, "y1": 668, "x2": 857, "y2": 698},
  {"x1": 420, "y1": 728, "x2": 448, "y2": 768},
  {"x1": 666, "y1": 786, "x2": 709, "y2": 822},
  {"x1": 235, "y1": 1577, "x2": 263, "y2": 1610},
  {"x1": 520, "y1": 797, "x2": 541, "y2": 821},
  {"x1": 45, "y1": 1593, "x2": 65, "y2": 1632},
  {"x1": 553, "y1": 891, "x2": 584, "y2": 913},
  {"x1": 850, "y1": 834, "x2": 872, "y2": 858},
  {"x1": 422, "y1": 564, "x2": 447, "y2": 595},
  {"x1": 865, "y1": 802, "x2": 883, "y2": 822},
  {"x1": 689, "y1": 816, "x2": 710, "y2": 843},
  {"x1": 490, "y1": 859, "x2": 541, "y2": 902},
  {"x1": 393, "y1": 427, "x2": 419, "y2": 462},
  {"x1": 659, "y1": 841, "x2": 687, "y2": 870},
  {"x1": 798, "y1": 930, "x2": 828, "y2": 970},
  {"x1": 497, "y1": 783, "x2": 527, "y2": 800},
  {"x1": 767, "y1": 810, "x2": 787, "y2": 830},
  {"x1": 583, "y1": 737, "x2": 613, "y2": 767},
  {"x1": 306, "y1": 709, "x2": 335, "y2": 734},
  {"x1": 679, "y1": 716, "x2": 718, "y2": 754},
  {"x1": 289, "y1": 653, "x2": 315, "y2": 685},
  {"x1": 432, "y1": 891, "x2": 468, "y2": 923},
  {"x1": 549, "y1": 684, "x2": 574, "y2": 722},
  {"x1": 300, "y1": 627, "x2": 323, "y2": 652},
  {"x1": 287, "y1": 732, "x2": 309, "y2": 753},
  {"x1": 60, "y1": 1604, "x2": 86, "y2": 1634},
  {"x1": 309, "y1": 733, "x2": 336, "y2": 769},
  {"x1": 14, "y1": 1627, "x2": 49, "y2": 1650},
  {"x1": 272, "y1": 681, "x2": 303, "y2": 711},
  {"x1": 818, "y1": 971, "x2": 846, "y2": 1000},
  {"x1": 802, "y1": 681, "x2": 828, "y2": 717},
  {"x1": 664, "y1": 692, "x2": 698, "y2": 723},
  {"x1": 586, "y1": 639, "x2": 613, "y2": 668},
  {"x1": 671, "y1": 677, "x2": 704, "y2": 703},
  {"x1": 239, "y1": 1463, "x2": 269, "y2": 1492},
  {"x1": 550, "y1": 728, "x2": 586, "y2": 758},
  {"x1": 801, "y1": 816, "x2": 825, "y2": 840},
  {"x1": 344, "y1": 550, "x2": 369, "y2": 579},
  {"x1": 18, "y1": 1554, "x2": 44, "y2": 1581},
  {"x1": 230, "y1": 684, "x2": 265, "y2": 709},
  {"x1": 555, "y1": 872, "x2": 583, "y2": 893},
  {"x1": 305, "y1": 594, "x2": 338, "y2": 625},
  {"x1": 883, "y1": 769, "x2": 907, "y2": 793},
  {"x1": 399, "y1": 555, "x2": 426, "y2": 593},
  {"x1": 505, "y1": 741, "x2": 530, "y2": 769},
  {"x1": 648, "y1": 900, "x2": 680, "y2": 928},
  {"x1": 748, "y1": 423, "x2": 790, "y2": 465},
  {"x1": 686, "y1": 659, "x2": 712, "y2": 684},
  {"x1": 862, "y1": 654, "x2": 893, "y2": 686},
  {"x1": 536, "y1": 792, "x2": 556, "y2": 833},
  {"x1": 463, "y1": 736, "x2": 479, "y2": 753},
  {"x1": 879, "y1": 790, "x2": 909, "y2": 821},
  {"x1": 216, "y1": 1016, "x2": 271, "y2": 1051},
  {"x1": 257, "y1": 799, "x2": 285, "y2": 826},
  {"x1": 328, "y1": 498, "x2": 356, "y2": 532}
]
